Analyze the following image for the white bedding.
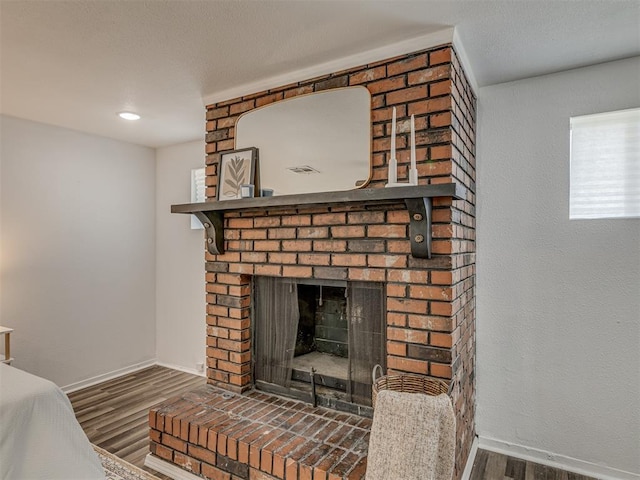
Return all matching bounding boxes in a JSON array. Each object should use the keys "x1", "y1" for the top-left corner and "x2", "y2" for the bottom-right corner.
[{"x1": 0, "y1": 363, "x2": 106, "y2": 480}]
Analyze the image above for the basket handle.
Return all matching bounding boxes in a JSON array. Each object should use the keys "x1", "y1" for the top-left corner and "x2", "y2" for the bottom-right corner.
[{"x1": 372, "y1": 364, "x2": 384, "y2": 383}]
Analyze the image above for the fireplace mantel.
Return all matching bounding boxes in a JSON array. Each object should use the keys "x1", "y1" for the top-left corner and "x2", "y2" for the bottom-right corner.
[{"x1": 171, "y1": 183, "x2": 465, "y2": 259}]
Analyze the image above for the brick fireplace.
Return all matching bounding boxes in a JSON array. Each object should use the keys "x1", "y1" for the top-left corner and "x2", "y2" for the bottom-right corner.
[{"x1": 150, "y1": 43, "x2": 476, "y2": 480}]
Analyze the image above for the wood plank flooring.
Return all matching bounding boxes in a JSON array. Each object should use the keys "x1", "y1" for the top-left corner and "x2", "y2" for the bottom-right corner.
[
  {"x1": 470, "y1": 449, "x2": 598, "y2": 480},
  {"x1": 68, "y1": 365, "x2": 205, "y2": 477},
  {"x1": 69, "y1": 365, "x2": 598, "y2": 480}
]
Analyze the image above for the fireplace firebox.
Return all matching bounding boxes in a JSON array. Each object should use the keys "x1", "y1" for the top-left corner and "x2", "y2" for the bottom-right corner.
[{"x1": 253, "y1": 277, "x2": 385, "y2": 415}]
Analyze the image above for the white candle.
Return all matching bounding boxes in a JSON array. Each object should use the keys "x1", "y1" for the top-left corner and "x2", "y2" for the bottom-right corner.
[
  {"x1": 411, "y1": 115, "x2": 416, "y2": 168},
  {"x1": 410, "y1": 114, "x2": 417, "y2": 184},
  {"x1": 391, "y1": 107, "x2": 396, "y2": 160},
  {"x1": 388, "y1": 107, "x2": 397, "y2": 184}
]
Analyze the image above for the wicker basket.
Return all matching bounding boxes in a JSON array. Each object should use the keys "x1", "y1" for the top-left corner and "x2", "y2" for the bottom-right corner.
[{"x1": 371, "y1": 365, "x2": 450, "y2": 408}]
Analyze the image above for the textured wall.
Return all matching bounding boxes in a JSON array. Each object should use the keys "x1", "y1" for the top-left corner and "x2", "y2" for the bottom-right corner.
[
  {"x1": 0, "y1": 115, "x2": 156, "y2": 388},
  {"x1": 476, "y1": 57, "x2": 640, "y2": 477},
  {"x1": 155, "y1": 139, "x2": 207, "y2": 375}
]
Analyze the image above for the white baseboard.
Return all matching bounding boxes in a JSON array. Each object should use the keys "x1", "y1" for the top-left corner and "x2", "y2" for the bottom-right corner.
[
  {"x1": 478, "y1": 436, "x2": 640, "y2": 480},
  {"x1": 61, "y1": 359, "x2": 157, "y2": 393},
  {"x1": 155, "y1": 361, "x2": 206, "y2": 378},
  {"x1": 461, "y1": 436, "x2": 479, "y2": 480},
  {"x1": 145, "y1": 454, "x2": 202, "y2": 480}
]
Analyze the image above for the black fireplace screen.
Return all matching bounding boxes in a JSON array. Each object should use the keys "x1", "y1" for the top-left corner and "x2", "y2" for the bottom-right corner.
[
  {"x1": 253, "y1": 277, "x2": 300, "y2": 387},
  {"x1": 253, "y1": 277, "x2": 385, "y2": 408}
]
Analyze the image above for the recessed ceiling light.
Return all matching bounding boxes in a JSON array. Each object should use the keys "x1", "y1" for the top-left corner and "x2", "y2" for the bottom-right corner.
[{"x1": 118, "y1": 112, "x2": 141, "y2": 121}]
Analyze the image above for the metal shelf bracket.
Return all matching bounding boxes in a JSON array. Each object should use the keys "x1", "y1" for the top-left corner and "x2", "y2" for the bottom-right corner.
[
  {"x1": 194, "y1": 211, "x2": 224, "y2": 255},
  {"x1": 404, "y1": 197, "x2": 432, "y2": 259}
]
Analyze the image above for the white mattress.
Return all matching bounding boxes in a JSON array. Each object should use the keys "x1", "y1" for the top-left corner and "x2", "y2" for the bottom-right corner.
[{"x1": 0, "y1": 363, "x2": 106, "y2": 480}]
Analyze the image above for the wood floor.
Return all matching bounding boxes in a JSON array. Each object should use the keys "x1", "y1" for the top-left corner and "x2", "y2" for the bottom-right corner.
[
  {"x1": 68, "y1": 365, "x2": 206, "y2": 477},
  {"x1": 69, "y1": 366, "x2": 598, "y2": 480},
  {"x1": 470, "y1": 449, "x2": 598, "y2": 480}
]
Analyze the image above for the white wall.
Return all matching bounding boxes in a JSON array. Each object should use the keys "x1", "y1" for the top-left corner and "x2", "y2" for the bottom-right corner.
[
  {"x1": 155, "y1": 140, "x2": 206, "y2": 375},
  {"x1": 0, "y1": 115, "x2": 157, "y2": 388},
  {"x1": 476, "y1": 57, "x2": 640, "y2": 478},
  {"x1": 0, "y1": 120, "x2": 3, "y2": 331}
]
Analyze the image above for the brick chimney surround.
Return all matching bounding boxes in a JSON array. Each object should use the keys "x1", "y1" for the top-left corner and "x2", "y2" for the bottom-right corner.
[{"x1": 150, "y1": 43, "x2": 476, "y2": 480}]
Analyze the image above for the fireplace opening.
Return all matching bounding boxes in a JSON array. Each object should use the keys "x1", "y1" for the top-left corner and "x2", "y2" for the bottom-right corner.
[
  {"x1": 253, "y1": 277, "x2": 385, "y2": 415},
  {"x1": 291, "y1": 283, "x2": 349, "y2": 394}
]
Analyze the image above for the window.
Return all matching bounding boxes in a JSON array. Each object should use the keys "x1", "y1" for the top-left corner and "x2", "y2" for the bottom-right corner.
[
  {"x1": 570, "y1": 108, "x2": 640, "y2": 219},
  {"x1": 190, "y1": 167, "x2": 205, "y2": 229}
]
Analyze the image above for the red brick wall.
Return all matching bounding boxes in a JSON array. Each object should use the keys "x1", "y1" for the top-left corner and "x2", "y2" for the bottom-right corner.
[
  {"x1": 201, "y1": 43, "x2": 476, "y2": 479},
  {"x1": 204, "y1": 45, "x2": 458, "y2": 195},
  {"x1": 448, "y1": 48, "x2": 477, "y2": 477},
  {"x1": 203, "y1": 202, "x2": 457, "y2": 391}
]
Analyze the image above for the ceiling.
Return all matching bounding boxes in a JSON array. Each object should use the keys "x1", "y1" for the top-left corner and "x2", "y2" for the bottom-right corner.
[{"x1": 1, "y1": 0, "x2": 638, "y2": 148}]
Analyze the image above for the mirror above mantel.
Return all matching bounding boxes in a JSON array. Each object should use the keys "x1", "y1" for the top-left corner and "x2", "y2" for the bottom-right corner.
[{"x1": 235, "y1": 86, "x2": 372, "y2": 196}]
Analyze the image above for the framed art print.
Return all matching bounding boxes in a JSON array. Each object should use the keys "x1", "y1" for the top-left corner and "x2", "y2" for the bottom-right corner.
[{"x1": 217, "y1": 147, "x2": 258, "y2": 201}]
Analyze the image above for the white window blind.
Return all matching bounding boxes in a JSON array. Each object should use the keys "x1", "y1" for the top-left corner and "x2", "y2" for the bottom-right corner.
[
  {"x1": 190, "y1": 167, "x2": 206, "y2": 229},
  {"x1": 570, "y1": 108, "x2": 640, "y2": 219}
]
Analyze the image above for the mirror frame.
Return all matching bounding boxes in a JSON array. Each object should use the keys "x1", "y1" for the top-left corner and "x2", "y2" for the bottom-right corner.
[{"x1": 234, "y1": 86, "x2": 373, "y2": 194}]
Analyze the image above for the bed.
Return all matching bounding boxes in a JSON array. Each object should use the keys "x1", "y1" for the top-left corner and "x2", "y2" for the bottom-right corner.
[{"x1": 0, "y1": 363, "x2": 106, "y2": 480}]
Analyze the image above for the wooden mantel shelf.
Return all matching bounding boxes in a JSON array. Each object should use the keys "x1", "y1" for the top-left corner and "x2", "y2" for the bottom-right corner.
[{"x1": 171, "y1": 183, "x2": 465, "y2": 259}]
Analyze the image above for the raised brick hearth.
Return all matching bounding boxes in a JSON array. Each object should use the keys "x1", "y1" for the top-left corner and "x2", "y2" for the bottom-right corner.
[
  {"x1": 150, "y1": 386, "x2": 371, "y2": 479},
  {"x1": 151, "y1": 42, "x2": 476, "y2": 480}
]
